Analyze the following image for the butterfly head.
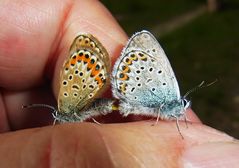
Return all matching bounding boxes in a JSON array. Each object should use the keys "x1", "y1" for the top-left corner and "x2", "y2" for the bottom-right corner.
[
  {"x1": 182, "y1": 98, "x2": 191, "y2": 111},
  {"x1": 159, "y1": 98, "x2": 190, "y2": 119}
]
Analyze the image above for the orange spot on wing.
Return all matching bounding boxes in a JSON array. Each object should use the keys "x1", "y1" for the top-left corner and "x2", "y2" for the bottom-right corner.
[
  {"x1": 64, "y1": 60, "x2": 70, "y2": 69},
  {"x1": 123, "y1": 65, "x2": 130, "y2": 73},
  {"x1": 120, "y1": 83, "x2": 127, "y2": 92},
  {"x1": 87, "y1": 61, "x2": 95, "y2": 71},
  {"x1": 130, "y1": 54, "x2": 138, "y2": 61},
  {"x1": 125, "y1": 58, "x2": 132, "y2": 65},
  {"x1": 138, "y1": 53, "x2": 148, "y2": 61},
  {"x1": 77, "y1": 55, "x2": 83, "y2": 62},
  {"x1": 119, "y1": 73, "x2": 129, "y2": 81},
  {"x1": 70, "y1": 58, "x2": 76, "y2": 66},
  {"x1": 82, "y1": 55, "x2": 90, "y2": 63},
  {"x1": 95, "y1": 76, "x2": 103, "y2": 87},
  {"x1": 91, "y1": 67, "x2": 100, "y2": 77}
]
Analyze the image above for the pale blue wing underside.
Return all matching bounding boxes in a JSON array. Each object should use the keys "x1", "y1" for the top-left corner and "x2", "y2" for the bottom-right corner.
[{"x1": 112, "y1": 30, "x2": 181, "y2": 108}]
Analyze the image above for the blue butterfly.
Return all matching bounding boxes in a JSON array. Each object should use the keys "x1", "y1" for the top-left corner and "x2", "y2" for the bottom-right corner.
[{"x1": 111, "y1": 30, "x2": 191, "y2": 137}]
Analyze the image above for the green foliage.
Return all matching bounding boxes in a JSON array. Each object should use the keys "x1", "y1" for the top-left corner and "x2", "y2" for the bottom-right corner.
[{"x1": 102, "y1": 0, "x2": 204, "y2": 34}]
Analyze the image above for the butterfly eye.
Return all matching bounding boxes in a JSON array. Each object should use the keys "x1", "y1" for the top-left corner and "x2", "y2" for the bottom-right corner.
[{"x1": 182, "y1": 99, "x2": 191, "y2": 109}]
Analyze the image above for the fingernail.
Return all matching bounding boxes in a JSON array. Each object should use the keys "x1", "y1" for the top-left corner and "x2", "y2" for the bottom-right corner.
[{"x1": 182, "y1": 142, "x2": 239, "y2": 168}]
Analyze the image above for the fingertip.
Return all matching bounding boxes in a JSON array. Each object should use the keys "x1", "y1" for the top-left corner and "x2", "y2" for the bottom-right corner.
[{"x1": 182, "y1": 142, "x2": 239, "y2": 168}]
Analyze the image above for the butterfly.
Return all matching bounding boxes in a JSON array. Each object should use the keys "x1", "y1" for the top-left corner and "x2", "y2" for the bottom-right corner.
[
  {"x1": 24, "y1": 33, "x2": 113, "y2": 123},
  {"x1": 111, "y1": 30, "x2": 191, "y2": 137}
]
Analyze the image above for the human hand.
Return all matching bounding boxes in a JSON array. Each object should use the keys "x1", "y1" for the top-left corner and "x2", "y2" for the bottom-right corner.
[{"x1": 0, "y1": 0, "x2": 238, "y2": 167}]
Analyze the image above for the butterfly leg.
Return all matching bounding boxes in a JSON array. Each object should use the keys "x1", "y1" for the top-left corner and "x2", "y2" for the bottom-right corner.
[
  {"x1": 53, "y1": 119, "x2": 57, "y2": 125},
  {"x1": 151, "y1": 107, "x2": 163, "y2": 126},
  {"x1": 73, "y1": 111, "x2": 101, "y2": 124},
  {"x1": 52, "y1": 111, "x2": 59, "y2": 125},
  {"x1": 73, "y1": 112, "x2": 84, "y2": 122},
  {"x1": 176, "y1": 117, "x2": 184, "y2": 139},
  {"x1": 92, "y1": 118, "x2": 101, "y2": 125},
  {"x1": 171, "y1": 115, "x2": 184, "y2": 139},
  {"x1": 183, "y1": 113, "x2": 188, "y2": 128},
  {"x1": 183, "y1": 111, "x2": 193, "y2": 128}
]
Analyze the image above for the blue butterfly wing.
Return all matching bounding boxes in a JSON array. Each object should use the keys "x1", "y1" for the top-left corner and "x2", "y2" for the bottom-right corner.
[{"x1": 112, "y1": 30, "x2": 181, "y2": 108}]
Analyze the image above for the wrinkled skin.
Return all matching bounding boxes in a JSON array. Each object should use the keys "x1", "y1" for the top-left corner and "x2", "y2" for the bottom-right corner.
[{"x1": 0, "y1": 0, "x2": 238, "y2": 167}]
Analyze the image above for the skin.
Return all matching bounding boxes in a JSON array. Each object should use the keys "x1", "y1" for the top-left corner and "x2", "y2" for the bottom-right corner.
[{"x1": 0, "y1": 0, "x2": 238, "y2": 167}]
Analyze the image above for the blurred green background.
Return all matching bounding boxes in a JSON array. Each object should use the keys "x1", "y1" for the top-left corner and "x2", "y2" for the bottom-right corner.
[{"x1": 101, "y1": 0, "x2": 239, "y2": 138}]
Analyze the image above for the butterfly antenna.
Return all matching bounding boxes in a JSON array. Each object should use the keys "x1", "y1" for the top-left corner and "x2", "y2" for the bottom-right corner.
[
  {"x1": 22, "y1": 104, "x2": 56, "y2": 112},
  {"x1": 183, "y1": 79, "x2": 218, "y2": 98}
]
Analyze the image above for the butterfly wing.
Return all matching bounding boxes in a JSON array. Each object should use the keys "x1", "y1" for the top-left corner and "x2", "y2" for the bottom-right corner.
[
  {"x1": 58, "y1": 34, "x2": 110, "y2": 114},
  {"x1": 112, "y1": 30, "x2": 180, "y2": 108}
]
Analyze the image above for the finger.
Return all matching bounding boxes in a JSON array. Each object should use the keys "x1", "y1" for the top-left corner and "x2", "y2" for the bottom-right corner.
[
  {"x1": 0, "y1": 0, "x2": 67, "y2": 89},
  {"x1": 0, "y1": 0, "x2": 127, "y2": 89},
  {"x1": 2, "y1": 87, "x2": 55, "y2": 131},
  {"x1": 0, "y1": 122, "x2": 236, "y2": 167},
  {"x1": 185, "y1": 108, "x2": 201, "y2": 122},
  {"x1": 0, "y1": 0, "x2": 74, "y2": 130},
  {"x1": 103, "y1": 122, "x2": 237, "y2": 167}
]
